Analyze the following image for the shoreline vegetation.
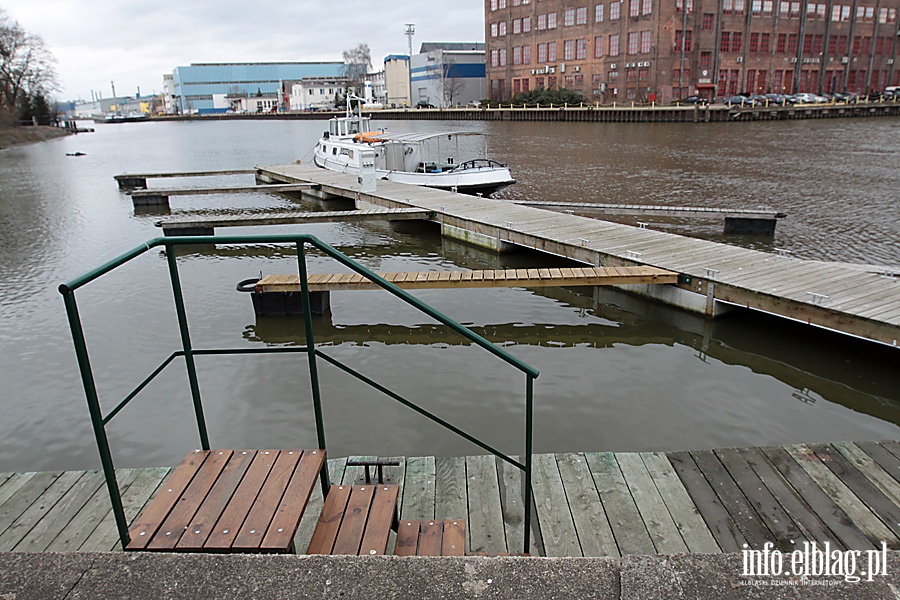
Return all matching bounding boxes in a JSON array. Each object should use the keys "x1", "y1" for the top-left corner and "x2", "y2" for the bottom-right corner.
[{"x1": 0, "y1": 124, "x2": 71, "y2": 151}]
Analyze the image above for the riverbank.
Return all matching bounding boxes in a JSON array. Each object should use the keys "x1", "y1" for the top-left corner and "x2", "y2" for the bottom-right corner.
[{"x1": 0, "y1": 125, "x2": 70, "y2": 150}]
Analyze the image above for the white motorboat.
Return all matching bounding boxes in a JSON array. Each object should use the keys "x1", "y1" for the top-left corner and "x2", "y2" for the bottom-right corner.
[{"x1": 313, "y1": 97, "x2": 515, "y2": 196}]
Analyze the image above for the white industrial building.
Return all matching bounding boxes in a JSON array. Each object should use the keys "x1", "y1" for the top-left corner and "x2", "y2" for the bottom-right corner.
[{"x1": 409, "y1": 43, "x2": 486, "y2": 107}]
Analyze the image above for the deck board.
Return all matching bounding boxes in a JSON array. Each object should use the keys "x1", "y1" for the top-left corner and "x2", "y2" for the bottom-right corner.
[{"x1": 3, "y1": 442, "x2": 900, "y2": 556}]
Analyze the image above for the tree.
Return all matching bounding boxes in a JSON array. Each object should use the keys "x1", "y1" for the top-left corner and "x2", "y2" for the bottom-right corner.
[
  {"x1": 342, "y1": 43, "x2": 371, "y2": 90},
  {"x1": 0, "y1": 9, "x2": 58, "y2": 112},
  {"x1": 440, "y1": 57, "x2": 466, "y2": 107}
]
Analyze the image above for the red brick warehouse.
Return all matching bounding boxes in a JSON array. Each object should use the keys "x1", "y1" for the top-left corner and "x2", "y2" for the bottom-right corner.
[{"x1": 485, "y1": 0, "x2": 900, "y2": 102}]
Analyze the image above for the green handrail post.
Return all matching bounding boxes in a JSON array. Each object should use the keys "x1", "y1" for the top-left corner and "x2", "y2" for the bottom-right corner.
[
  {"x1": 524, "y1": 374, "x2": 534, "y2": 555},
  {"x1": 297, "y1": 242, "x2": 330, "y2": 496},
  {"x1": 165, "y1": 244, "x2": 210, "y2": 450},
  {"x1": 60, "y1": 288, "x2": 131, "y2": 549}
]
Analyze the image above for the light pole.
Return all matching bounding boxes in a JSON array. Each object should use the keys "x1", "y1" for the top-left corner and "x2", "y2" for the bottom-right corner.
[{"x1": 405, "y1": 24, "x2": 415, "y2": 106}]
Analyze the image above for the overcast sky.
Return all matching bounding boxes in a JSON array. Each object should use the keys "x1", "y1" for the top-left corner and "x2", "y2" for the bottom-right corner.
[{"x1": 3, "y1": 1, "x2": 485, "y2": 101}]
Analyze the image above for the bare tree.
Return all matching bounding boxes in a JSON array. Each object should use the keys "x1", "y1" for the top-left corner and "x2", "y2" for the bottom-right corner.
[
  {"x1": 342, "y1": 43, "x2": 371, "y2": 91},
  {"x1": 0, "y1": 10, "x2": 58, "y2": 109},
  {"x1": 441, "y1": 58, "x2": 466, "y2": 107}
]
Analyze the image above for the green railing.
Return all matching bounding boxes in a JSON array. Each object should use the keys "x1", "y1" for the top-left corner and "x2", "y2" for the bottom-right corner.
[{"x1": 59, "y1": 234, "x2": 539, "y2": 553}]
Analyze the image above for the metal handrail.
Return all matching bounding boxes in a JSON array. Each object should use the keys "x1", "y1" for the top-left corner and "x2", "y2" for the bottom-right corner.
[{"x1": 59, "y1": 234, "x2": 538, "y2": 553}]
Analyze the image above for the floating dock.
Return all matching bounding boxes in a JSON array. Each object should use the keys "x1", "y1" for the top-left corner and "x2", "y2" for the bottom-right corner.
[
  {"x1": 1, "y1": 442, "x2": 897, "y2": 556},
  {"x1": 129, "y1": 183, "x2": 316, "y2": 208},
  {"x1": 254, "y1": 164, "x2": 900, "y2": 348}
]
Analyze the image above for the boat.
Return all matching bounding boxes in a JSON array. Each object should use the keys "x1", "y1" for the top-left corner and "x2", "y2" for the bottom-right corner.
[{"x1": 313, "y1": 96, "x2": 515, "y2": 196}]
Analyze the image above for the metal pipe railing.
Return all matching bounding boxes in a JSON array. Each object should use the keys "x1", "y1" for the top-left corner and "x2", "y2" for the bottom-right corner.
[{"x1": 59, "y1": 234, "x2": 539, "y2": 553}]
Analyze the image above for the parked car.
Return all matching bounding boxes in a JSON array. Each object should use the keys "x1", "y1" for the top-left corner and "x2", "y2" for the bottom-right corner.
[
  {"x1": 676, "y1": 95, "x2": 709, "y2": 105},
  {"x1": 764, "y1": 94, "x2": 790, "y2": 105},
  {"x1": 791, "y1": 93, "x2": 820, "y2": 104},
  {"x1": 723, "y1": 95, "x2": 754, "y2": 107},
  {"x1": 748, "y1": 94, "x2": 770, "y2": 105},
  {"x1": 415, "y1": 101, "x2": 435, "y2": 109}
]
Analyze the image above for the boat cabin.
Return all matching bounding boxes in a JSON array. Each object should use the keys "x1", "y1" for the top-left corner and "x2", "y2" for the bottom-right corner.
[{"x1": 329, "y1": 116, "x2": 371, "y2": 137}]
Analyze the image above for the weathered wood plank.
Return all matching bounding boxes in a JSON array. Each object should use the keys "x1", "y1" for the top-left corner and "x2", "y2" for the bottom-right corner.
[
  {"x1": 853, "y1": 441, "x2": 900, "y2": 485},
  {"x1": 0, "y1": 471, "x2": 83, "y2": 551},
  {"x1": 640, "y1": 452, "x2": 719, "y2": 554},
  {"x1": 44, "y1": 469, "x2": 142, "y2": 553},
  {"x1": 584, "y1": 452, "x2": 655, "y2": 555},
  {"x1": 13, "y1": 470, "x2": 106, "y2": 552},
  {"x1": 495, "y1": 457, "x2": 526, "y2": 556},
  {"x1": 465, "y1": 455, "x2": 507, "y2": 554},
  {"x1": 400, "y1": 456, "x2": 435, "y2": 521},
  {"x1": 556, "y1": 453, "x2": 619, "y2": 557},
  {"x1": 760, "y1": 446, "x2": 875, "y2": 551},
  {"x1": 434, "y1": 456, "x2": 467, "y2": 521},
  {"x1": 832, "y1": 442, "x2": 900, "y2": 506},
  {"x1": 0, "y1": 473, "x2": 55, "y2": 522},
  {"x1": 530, "y1": 453, "x2": 581, "y2": 557},
  {"x1": 293, "y1": 457, "x2": 347, "y2": 553},
  {"x1": 739, "y1": 448, "x2": 844, "y2": 550},
  {"x1": 808, "y1": 444, "x2": 900, "y2": 540},
  {"x1": 785, "y1": 445, "x2": 897, "y2": 548},
  {"x1": 667, "y1": 452, "x2": 747, "y2": 553},
  {"x1": 0, "y1": 472, "x2": 65, "y2": 551},
  {"x1": 616, "y1": 452, "x2": 688, "y2": 554}
]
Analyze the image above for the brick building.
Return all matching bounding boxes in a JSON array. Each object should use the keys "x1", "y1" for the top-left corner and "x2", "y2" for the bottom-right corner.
[{"x1": 485, "y1": 0, "x2": 900, "y2": 103}]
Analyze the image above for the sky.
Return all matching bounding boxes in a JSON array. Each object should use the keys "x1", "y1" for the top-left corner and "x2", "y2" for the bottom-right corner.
[{"x1": 3, "y1": 1, "x2": 485, "y2": 102}]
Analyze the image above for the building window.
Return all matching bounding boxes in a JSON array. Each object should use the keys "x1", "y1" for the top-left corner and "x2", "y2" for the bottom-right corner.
[
  {"x1": 702, "y1": 13, "x2": 714, "y2": 30},
  {"x1": 676, "y1": 0, "x2": 694, "y2": 11},
  {"x1": 523, "y1": 45, "x2": 531, "y2": 64},
  {"x1": 499, "y1": 0, "x2": 506, "y2": 7},
  {"x1": 595, "y1": 4, "x2": 604, "y2": 21},
  {"x1": 491, "y1": 23, "x2": 498, "y2": 37},
  {"x1": 764, "y1": 1, "x2": 774, "y2": 16},
  {"x1": 610, "y1": 2, "x2": 620, "y2": 20},
  {"x1": 720, "y1": 32, "x2": 731, "y2": 53},
  {"x1": 609, "y1": 33, "x2": 619, "y2": 56},
  {"x1": 760, "y1": 33, "x2": 770, "y2": 53},
  {"x1": 700, "y1": 51, "x2": 712, "y2": 70},
  {"x1": 548, "y1": 41, "x2": 557, "y2": 61},
  {"x1": 499, "y1": 49, "x2": 507, "y2": 66},
  {"x1": 753, "y1": 0, "x2": 762, "y2": 15},
  {"x1": 640, "y1": 31, "x2": 651, "y2": 54},
  {"x1": 750, "y1": 32, "x2": 759, "y2": 53},
  {"x1": 788, "y1": 33, "x2": 798, "y2": 53},
  {"x1": 538, "y1": 14, "x2": 546, "y2": 30},
  {"x1": 491, "y1": 50, "x2": 499, "y2": 67},
  {"x1": 675, "y1": 30, "x2": 692, "y2": 52},
  {"x1": 514, "y1": 46, "x2": 522, "y2": 65},
  {"x1": 523, "y1": 16, "x2": 532, "y2": 32},
  {"x1": 513, "y1": 18, "x2": 521, "y2": 34},
  {"x1": 491, "y1": 0, "x2": 497, "y2": 10},
  {"x1": 630, "y1": 0, "x2": 639, "y2": 17},
  {"x1": 565, "y1": 39, "x2": 575, "y2": 60},
  {"x1": 595, "y1": 35, "x2": 604, "y2": 57},
  {"x1": 628, "y1": 32, "x2": 639, "y2": 55},
  {"x1": 608, "y1": 70, "x2": 618, "y2": 82},
  {"x1": 576, "y1": 7, "x2": 588, "y2": 24},
  {"x1": 538, "y1": 43, "x2": 547, "y2": 62},
  {"x1": 499, "y1": 21, "x2": 507, "y2": 36},
  {"x1": 731, "y1": 32, "x2": 743, "y2": 53},
  {"x1": 642, "y1": 0, "x2": 652, "y2": 15},
  {"x1": 576, "y1": 38, "x2": 587, "y2": 59},
  {"x1": 564, "y1": 8, "x2": 575, "y2": 26},
  {"x1": 548, "y1": 12, "x2": 557, "y2": 28},
  {"x1": 777, "y1": 33, "x2": 786, "y2": 53}
]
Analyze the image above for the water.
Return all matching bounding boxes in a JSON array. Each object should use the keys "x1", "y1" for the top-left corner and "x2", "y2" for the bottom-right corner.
[{"x1": 0, "y1": 118, "x2": 897, "y2": 473}]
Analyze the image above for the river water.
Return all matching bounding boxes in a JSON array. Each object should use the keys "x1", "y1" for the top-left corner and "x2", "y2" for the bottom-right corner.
[{"x1": 0, "y1": 117, "x2": 897, "y2": 473}]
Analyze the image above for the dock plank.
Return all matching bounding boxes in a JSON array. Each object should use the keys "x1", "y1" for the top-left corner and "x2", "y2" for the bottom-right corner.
[
  {"x1": 13, "y1": 470, "x2": 106, "y2": 552},
  {"x1": 293, "y1": 457, "x2": 347, "y2": 553},
  {"x1": 854, "y1": 441, "x2": 900, "y2": 484},
  {"x1": 530, "y1": 454, "x2": 581, "y2": 557},
  {"x1": 0, "y1": 471, "x2": 83, "y2": 551},
  {"x1": 495, "y1": 457, "x2": 526, "y2": 556},
  {"x1": 739, "y1": 448, "x2": 844, "y2": 549},
  {"x1": 785, "y1": 444, "x2": 897, "y2": 548},
  {"x1": 0, "y1": 472, "x2": 63, "y2": 550},
  {"x1": 434, "y1": 456, "x2": 467, "y2": 522},
  {"x1": 640, "y1": 452, "x2": 719, "y2": 554},
  {"x1": 556, "y1": 452, "x2": 619, "y2": 557},
  {"x1": 616, "y1": 452, "x2": 688, "y2": 554},
  {"x1": 667, "y1": 452, "x2": 747, "y2": 552},
  {"x1": 465, "y1": 455, "x2": 507, "y2": 554},
  {"x1": 584, "y1": 452, "x2": 656, "y2": 555},
  {"x1": 400, "y1": 456, "x2": 435, "y2": 521}
]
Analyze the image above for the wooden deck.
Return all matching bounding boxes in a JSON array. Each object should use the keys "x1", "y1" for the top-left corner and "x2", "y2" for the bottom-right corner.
[
  {"x1": 1, "y1": 442, "x2": 898, "y2": 556},
  {"x1": 257, "y1": 164, "x2": 900, "y2": 347},
  {"x1": 255, "y1": 266, "x2": 678, "y2": 293}
]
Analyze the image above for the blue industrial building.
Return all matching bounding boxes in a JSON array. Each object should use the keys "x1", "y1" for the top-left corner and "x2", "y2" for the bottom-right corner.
[{"x1": 170, "y1": 62, "x2": 344, "y2": 113}]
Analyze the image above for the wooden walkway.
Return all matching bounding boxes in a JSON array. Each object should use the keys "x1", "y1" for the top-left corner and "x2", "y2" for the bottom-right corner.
[
  {"x1": 257, "y1": 164, "x2": 900, "y2": 347},
  {"x1": 156, "y1": 208, "x2": 433, "y2": 235},
  {"x1": 1, "y1": 442, "x2": 898, "y2": 556},
  {"x1": 255, "y1": 266, "x2": 678, "y2": 293},
  {"x1": 509, "y1": 200, "x2": 785, "y2": 220}
]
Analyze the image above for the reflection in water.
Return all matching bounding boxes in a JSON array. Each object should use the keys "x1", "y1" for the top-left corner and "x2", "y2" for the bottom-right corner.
[{"x1": 0, "y1": 119, "x2": 897, "y2": 472}]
